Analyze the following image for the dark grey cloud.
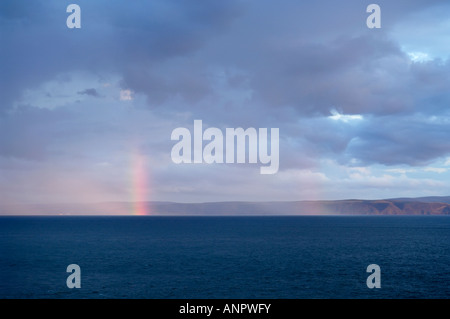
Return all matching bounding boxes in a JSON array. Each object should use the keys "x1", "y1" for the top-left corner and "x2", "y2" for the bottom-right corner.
[
  {"x1": 2, "y1": 0, "x2": 449, "y2": 117},
  {"x1": 0, "y1": 0, "x2": 242, "y2": 113},
  {"x1": 78, "y1": 88, "x2": 100, "y2": 97},
  {"x1": 244, "y1": 35, "x2": 410, "y2": 116},
  {"x1": 345, "y1": 115, "x2": 450, "y2": 166}
]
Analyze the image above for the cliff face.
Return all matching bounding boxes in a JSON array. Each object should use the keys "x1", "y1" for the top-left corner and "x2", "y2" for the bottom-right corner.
[
  {"x1": 316, "y1": 200, "x2": 450, "y2": 215},
  {"x1": 148, "y1": 199, "x2": 450, "y2": 215}
]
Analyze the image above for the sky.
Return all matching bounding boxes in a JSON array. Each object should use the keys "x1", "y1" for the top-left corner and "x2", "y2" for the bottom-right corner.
[{"x1": 1, "y1": 0, "x2": 450, "y2": 212}]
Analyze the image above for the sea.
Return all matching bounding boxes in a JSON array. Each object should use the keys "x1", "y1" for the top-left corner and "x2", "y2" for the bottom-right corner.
[{"x1": 0, "y1": 216, "x2": 449, "y2": 299}]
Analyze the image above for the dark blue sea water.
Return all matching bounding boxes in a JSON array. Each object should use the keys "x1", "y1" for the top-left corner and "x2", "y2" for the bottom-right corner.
[{"x1": 0, "y1": 216, "x2": 449, "y2": 299}]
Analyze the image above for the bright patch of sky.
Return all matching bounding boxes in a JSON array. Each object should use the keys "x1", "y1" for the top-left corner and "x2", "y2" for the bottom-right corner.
[
  {"x1": 391, "y1": 3, "x2": 450, "y2": 62},
  {"x1": 329, "y1": 109, "x2": 363, "y2": 123},
  {"x1": 407, "y1": 51, "x2": 432, "y2": 63}
]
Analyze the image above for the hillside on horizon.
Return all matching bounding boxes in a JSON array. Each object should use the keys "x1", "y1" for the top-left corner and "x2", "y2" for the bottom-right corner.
[{"x1": 2, "y1": 196, "x2": 450, "y2": 215}]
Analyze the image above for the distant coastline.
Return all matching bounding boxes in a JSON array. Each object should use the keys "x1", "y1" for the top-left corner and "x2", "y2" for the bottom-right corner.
[{"x1": 2, "y1": 196, "x2": 450, "y2": 216}]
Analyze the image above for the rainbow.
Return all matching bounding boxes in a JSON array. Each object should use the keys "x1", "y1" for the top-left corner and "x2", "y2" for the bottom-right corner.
[{"x1": 131, "y1": 152, "x2": 150, "y2": 215}]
